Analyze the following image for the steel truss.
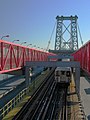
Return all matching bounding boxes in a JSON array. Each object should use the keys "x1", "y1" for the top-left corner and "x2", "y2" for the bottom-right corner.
[
  {"x1": 72, "y1": 40, "x2": 90, "y2": 75},
  {"x1": 0, "y1": 40, "x2": 55, "y2": 74},
  {"x1": 55, "y1": 15, "x2": 78, "y2": 51}
]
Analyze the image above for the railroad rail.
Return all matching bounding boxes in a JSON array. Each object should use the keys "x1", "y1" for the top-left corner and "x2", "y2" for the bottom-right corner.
[{"x1": 13, "y1": 69, "x2": 68, "y2": 120}]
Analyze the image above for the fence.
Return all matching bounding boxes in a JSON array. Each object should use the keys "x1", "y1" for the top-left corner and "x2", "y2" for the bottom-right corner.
[{"x1": 0, "y1": 88, "x2": 27, "y2": 119}]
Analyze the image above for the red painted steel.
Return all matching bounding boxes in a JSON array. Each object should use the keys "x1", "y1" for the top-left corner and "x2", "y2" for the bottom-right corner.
[
  {"x1": 72, "y1": 40, "x2": 90, "y2": 75},
  {"x1": 0, "y1": 40, "x2": 55, "y2": 74}
]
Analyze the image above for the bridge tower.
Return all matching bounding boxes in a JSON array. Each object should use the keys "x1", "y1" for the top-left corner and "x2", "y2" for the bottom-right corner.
[{"x1": 54, "y1": 15, "x2": 78, "y2": 52}]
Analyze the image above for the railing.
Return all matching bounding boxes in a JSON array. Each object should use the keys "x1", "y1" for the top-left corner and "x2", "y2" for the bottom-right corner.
[
  {"x1": 0, "y1": 69, "x2": 49, "y2": 119},
  {"x1": 0, "y1": 88, "x2": 27, "y2": 119}
]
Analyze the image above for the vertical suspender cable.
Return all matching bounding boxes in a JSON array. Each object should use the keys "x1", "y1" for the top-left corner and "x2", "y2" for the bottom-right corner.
[
  {"x1": 77, "y1": 23, "x2": 83, "y2": 45},
  {"x1": 46, "y1": 21, "x2": 56, "y2": 51}
]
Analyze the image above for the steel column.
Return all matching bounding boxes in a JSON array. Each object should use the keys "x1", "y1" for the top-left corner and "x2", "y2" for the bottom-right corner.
[
  {"x1": 10, "y1": 46, "x2": 12, "y2": 69},
  {"x1": 25, "y1": 66, "x2": 29, "y2": 87},
  {"x1": 17, "y1": 46, "x2": 19, "y2": 66},
  {"x1": 1, "y1": 42, "x2": 3, "y2": 69}
]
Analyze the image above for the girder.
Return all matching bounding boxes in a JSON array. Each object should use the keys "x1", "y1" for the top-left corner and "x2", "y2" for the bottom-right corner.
[
  {"x1": 26, "y1": 61, "x2": 80, "y2": 67},
  {"x1": 0, "y1": 39, "x2": 55, "y2": 74},
  {"x1": 72, "y1": 40, "x2": 90, "y2": 75}
]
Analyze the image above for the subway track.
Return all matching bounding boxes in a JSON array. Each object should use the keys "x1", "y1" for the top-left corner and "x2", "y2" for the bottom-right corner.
[
  {"x1": 13, "y1": 69, "x2": 68, "y2": 120},
  {"x1": 43, "y1": 84, "x2": 67, "y2": 120}
]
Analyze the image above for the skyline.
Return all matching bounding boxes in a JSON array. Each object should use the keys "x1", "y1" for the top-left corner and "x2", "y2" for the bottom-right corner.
[{"x1": 0, "y1": 0, "x2": 90, "y2": 49}]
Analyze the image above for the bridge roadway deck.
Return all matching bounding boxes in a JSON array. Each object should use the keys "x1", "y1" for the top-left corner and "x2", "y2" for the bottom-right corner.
[
  {"x1": 0, "y1": 76, "x2": 25, "y2": 98},
  {"x1": 0, "y1": 76, "x2": 25, "y2": 108},
  {"x1": 80, "y1": 76, "x2": 90, "y2": 119}
]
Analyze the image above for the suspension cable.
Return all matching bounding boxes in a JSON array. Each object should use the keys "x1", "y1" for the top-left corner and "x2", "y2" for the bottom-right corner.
[
  {"x1": 77, "y1": 23, "x2": 83, "y2": 45},
  {"x1": 46, "y1": 21, "x2": 56, "y2": 51}
]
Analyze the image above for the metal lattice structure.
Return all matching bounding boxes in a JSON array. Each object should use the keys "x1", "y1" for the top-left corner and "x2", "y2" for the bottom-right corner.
[
  {"x1": 0, "y1": 39, "x2": 55, "y2": 74},
  {"x1": 72, "y1": 40, "x2": 90, "y2": 75},
  {"x1": 55, "y1": 15, "x2": 78, "y2": 51}
]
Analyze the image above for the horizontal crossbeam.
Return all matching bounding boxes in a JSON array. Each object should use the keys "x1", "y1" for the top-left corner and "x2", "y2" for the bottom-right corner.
[
  {"x1": 26, "y1": 61, "x2": 80, "y2": 68},
  {"x1": 48, "y1": 55, "x2": 74, "y2": 60}
]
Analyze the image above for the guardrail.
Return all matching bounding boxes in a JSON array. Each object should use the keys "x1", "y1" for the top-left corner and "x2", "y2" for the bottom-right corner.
[
  {"x1": 0, "y1": 70, "x2": 49, "y2": 119},
  {"x1": 0, "y1": 88, "x2": 27, "y2": 119}
]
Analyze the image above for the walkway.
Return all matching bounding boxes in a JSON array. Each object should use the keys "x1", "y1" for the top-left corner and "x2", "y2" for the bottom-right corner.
[{"x1": 80, "y1": 76, "x2": 90, "y2": 120}]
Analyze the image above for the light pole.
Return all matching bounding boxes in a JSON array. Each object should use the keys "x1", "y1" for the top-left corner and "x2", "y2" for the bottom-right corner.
[
  {"x1": 1, "y1": 35, "x2": 9, "y2": 39},
  {"x1": 32, "y1": 45, "x2": 36, "y2": 48},
  {"x1": 38, "y1": 47, "x2": 40, "y2": 49},
  {"x1": 12, "y1": 40, "x2": 19, "y2": 43},
  {"x1": 27, "y1": 44, "x2": 32, "y2": 47},
  {"x1": 41, "y1": 48, "x2": 44, "y2": 51},
  {"x1": 20, "y1": 42, "x2": 26, "y2": 45}
]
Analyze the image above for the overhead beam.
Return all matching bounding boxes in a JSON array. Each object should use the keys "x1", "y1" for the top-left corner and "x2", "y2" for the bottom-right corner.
[
  {"x1": 56, "y1": 15, "x2": 78, "y2": 20},
  {"x1": 25, "y1": 61, "x2": 80, "y2": 93},
  {"x1": 48, "y1": 55, "x2": 74, "y2": 60},
  {"x1": 49, "y1": 50, "x2": 75, "y2": 54},
  {"x1": 26, "y1": 61, "x2": 80, "y2": 68}
]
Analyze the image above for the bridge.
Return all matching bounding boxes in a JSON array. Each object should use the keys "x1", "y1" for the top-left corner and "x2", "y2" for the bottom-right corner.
[
  {"x1": 0, "y1": 39, "x2": 90, "y2": 76},
  {"x1": 72, "y1": 40, "x2": 90, "y2": 75},
  {"x1": 0, "y1": 16, "x2": 90, "y2": 120},
  {"x1": 0, "y1": 39, "x2": 55, "y2": 74}
]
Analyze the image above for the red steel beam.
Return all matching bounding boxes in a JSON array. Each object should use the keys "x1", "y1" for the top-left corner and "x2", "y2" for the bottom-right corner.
[
  {"x1": 1, "y1": 42, "x2": 3, "y2": 70},
  {"x1": 72, "y1": 40, "x2": 90, "y2": 75},
  {"x1": 0, "y1": 39, "x2": 55, "y2": 74}
]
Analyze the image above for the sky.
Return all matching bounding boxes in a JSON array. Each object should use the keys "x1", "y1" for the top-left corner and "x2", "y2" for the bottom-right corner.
[{"x1": 0, "y1": 0, "x2": 90, "y2": 50}]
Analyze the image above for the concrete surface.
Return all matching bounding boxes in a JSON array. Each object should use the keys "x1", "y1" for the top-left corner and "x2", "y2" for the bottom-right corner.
[{"x1": 80, "y1": 77, "x2": 90, "y2": 120}]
